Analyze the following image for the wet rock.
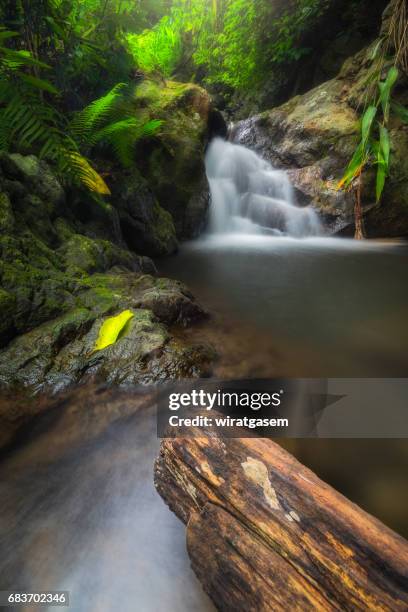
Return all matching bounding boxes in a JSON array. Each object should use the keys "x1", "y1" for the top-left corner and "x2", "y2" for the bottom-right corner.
[
  {"x1": 133, "y1": 79, "x2": 211, "y2": 239},
  {"x1": 136, "y1": 277, "x2": 209, "y2": 327},
  {"x1": 0, "y1": 272, "x2": 216, "y2": 393},
  {"x1": 0, "y1": 192, "x2": 14, "y2": 233},
  {"x1": 0, "y1": 288, "x2": 16, "y2": 346},
  {"x1": 232, "y1": 15, "x2": 408, "y2": 238},
  {"x1": 0, "y1": 152, "x2": 65, "y2": 211},
  {"x1": 59, "y1": 233, "x2": 144, "y2": 276},
  {"x1": 111, "y1": 169, "x2": 178, "y2": 257}
]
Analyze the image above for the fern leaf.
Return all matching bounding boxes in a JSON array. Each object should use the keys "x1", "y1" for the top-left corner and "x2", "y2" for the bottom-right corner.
[
  {"x1": 70, "y1": 83, "x2": 126, "y2": 143},
  {"x1": 63, "y1": 151, "x2": 111, "y2": 195}
]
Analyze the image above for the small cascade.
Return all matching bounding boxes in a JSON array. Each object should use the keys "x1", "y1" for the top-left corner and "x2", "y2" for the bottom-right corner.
[{"x1": 205, "y1": 137, "x2": 321, "y2": 237}]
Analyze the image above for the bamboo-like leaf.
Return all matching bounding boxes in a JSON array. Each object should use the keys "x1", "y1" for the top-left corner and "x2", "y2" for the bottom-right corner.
[
  {"x1": 93, "y1": 310, "x2": 134, "y2": 352},
  {"x1": 0, "y1": 30, "x2": 19, "y2": 42},
  {"x1": 379, "y1": 66, "x2": 398, "y2": 122},
  {"x1": 337, "y1": 142, "x2": 366, "y2": 189},
  {"x1": 0, "y1": 48, "x2": 51, "y2": 70},
  {"x1": 361, "y1": 106, "x2": 377, "y2": 144},
  {"x1": 376, "y1": 161, "x2": 386, "y2": 202},
  {"x1": 379, "y1": 124, "x2": 390, "y2": 169},
  {"x1": 44, "y1": 16, "x2": 67, "y2": 42}
]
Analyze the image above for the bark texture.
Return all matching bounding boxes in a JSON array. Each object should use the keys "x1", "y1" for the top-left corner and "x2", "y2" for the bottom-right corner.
[{"x1": 155, "y1": 428, "x2": 408, "y2": 611}]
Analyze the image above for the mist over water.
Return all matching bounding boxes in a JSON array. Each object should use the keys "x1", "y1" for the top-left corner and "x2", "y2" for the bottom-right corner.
[
  {"x1": 0, "y1": 403, "x2": 214, "y2": 612},
  {"x1": 205, "y1": 137, "x2": 321, "y2": 237}
]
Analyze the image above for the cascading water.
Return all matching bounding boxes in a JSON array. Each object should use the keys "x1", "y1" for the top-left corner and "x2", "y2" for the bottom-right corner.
[{"x1": 205, "y1": 137, "x2": 321, "y2": 237}]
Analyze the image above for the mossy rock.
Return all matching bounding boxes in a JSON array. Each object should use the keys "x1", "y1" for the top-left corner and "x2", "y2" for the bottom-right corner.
[
  {"x1": 110, "y1": 169, "x2": 178, "y2": 257},
  {"x1": 0, "y1": 269, "x2": 216, "y2": 393},
  {"x1": 0, "y1": 288, "x2": 16, "y2": 345},
  {"x1": 0, "y1": 193, "x2": 14, "y2": 233},
  {"x1": 0, "y1": 152, "x2": 65, "y2": 210},
  {"x1": 132, "y1": 79, "x2": 211, "y2": 239}
]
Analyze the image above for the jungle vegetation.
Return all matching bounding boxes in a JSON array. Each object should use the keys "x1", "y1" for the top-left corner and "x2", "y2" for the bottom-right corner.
[{"x1": 0, "y1": 0, "x2": 407, "y2": 201}]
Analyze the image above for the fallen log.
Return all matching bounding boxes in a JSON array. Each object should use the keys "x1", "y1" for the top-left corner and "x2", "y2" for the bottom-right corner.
[{"x1": 154, "y1": 423, "x2": 408, "y2": 611}]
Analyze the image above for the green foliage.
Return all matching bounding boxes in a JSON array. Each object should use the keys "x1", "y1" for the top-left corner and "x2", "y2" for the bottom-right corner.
[
  {"x1": 0, "y1": 32, "x2": 111, "y2": 194},
  {"x1": 126, "y1": 17, "x2": 183, "y2": 77},
  {"x1": 338, "y1": 67, "x2": 404, "y2": 203},
  {"x1": 378, "y1": 66, "x2": 399, "y2": 122},
  {"x1": 71, "y1": 83, "x2": 163, "y2": 167},
  {"x1": 124, "y1": 0, "x2": 329, "y2": 91},
  {"x1": 0, "y1": 0, "x2": 164, "y2": 192}
]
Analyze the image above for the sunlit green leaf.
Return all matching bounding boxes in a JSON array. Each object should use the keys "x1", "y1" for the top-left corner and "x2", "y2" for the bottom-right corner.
[
  {"x1": 379, "y1": 66, "x2": 399, "y2": 122},
  {"x1": 361, "y1": 106, "x2": 377, "y2": 145},
  {"x1": 376, "y1": 162, "x2": 386, "y2": 202},
  {"x1": 379, "y1": 124, "x2": 390, "y2": 169}
]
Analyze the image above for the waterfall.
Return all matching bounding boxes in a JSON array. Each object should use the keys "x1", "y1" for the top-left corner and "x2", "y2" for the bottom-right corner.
[{"x1": 205, "y1": 137, "x2": 321, "y2": 238}]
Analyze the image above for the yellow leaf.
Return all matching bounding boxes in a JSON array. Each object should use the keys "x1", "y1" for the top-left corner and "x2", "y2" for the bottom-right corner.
[
  {"x1": 93, "y1": 310, "x2": 134, "y2": 352},
  {"x1": 68, "y1": 152, "x2": 111, "y2": 195}
]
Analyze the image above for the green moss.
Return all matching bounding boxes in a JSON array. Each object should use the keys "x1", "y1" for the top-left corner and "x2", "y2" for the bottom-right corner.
[
  {"x1": 0, "y1": 288, "x2": 16, "y2": 345},
  {"x1": 134, "y1": 79, "x2": 198, "y2": 112},
  {"x1": 59, "y1": 234, "x2": 104, "y2": 274},
  {"x1": 0, "y1": 193, "x2": 14, "y2": 233}
]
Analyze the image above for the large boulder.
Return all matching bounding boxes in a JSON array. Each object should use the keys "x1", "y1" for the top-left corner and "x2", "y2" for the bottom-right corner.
[
  {"x1": 133, "y1": 79, "x2": 212, "y2": 239},
  {"x1": 0, "y1": 152, "x2": 155, "y2": 340},
  {"x1": 110, "y1": 169, "x2": 178, "y2": 257}
]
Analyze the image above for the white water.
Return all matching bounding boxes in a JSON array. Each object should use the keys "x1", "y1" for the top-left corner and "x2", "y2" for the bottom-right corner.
[{"x1": 205, "y1": 137, "x2": 321, "y2": 238}]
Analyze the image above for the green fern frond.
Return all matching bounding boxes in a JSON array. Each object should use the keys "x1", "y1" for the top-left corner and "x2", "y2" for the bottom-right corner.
[
  {"x1": 70, "y1": 83, "x2": 127, "y2": 143},
  {"x1": 0, "y1": 36, "x2": 111, "y2": 197},
  {"x1": 90, "y1": 117, "x2": 162, "y2": 167},
  {"x1": 70, "y1": 83, "x2": 163, "y2": 168}
]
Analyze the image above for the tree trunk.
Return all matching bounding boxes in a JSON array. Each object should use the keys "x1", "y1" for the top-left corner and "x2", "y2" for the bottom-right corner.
[
  {"x1": 354, "y1": 177, "x2": 365, "y2": 240},
  {"x1": 155, "y1": 425, "x2": 408, "y2": 611}
]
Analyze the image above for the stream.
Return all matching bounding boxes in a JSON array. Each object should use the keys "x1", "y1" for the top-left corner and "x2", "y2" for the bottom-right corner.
[
  {"x1": 162, "y1": 137, "x2": 408, "y2": 377},
  {"x1": 0, "y1": 137, "x2": 407, "y2": 611}
]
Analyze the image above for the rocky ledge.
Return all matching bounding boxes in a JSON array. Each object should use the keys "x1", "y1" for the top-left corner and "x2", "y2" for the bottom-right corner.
[
  {"x1": 0, "y1": 147, "x2": 216, "y2": 395},
  {"x1": 232, "y1": 3, "x2": 408, "y2": 238},
  {"x1": 0, "y1": 271, "x2": 215, "y2": 394}
]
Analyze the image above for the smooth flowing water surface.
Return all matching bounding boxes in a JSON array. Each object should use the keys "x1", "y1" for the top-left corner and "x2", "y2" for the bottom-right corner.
[{"x1": 0, "y1": 394, "x2": 214, "y2": 612}]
